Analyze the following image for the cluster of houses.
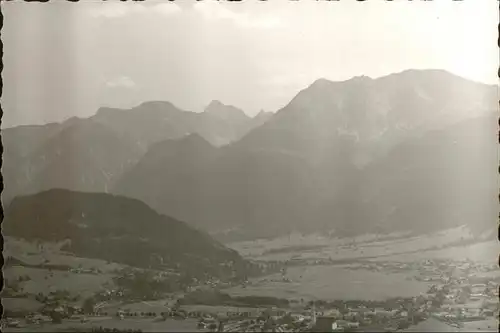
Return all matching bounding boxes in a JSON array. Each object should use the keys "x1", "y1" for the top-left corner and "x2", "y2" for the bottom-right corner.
[
  {"x1": 96, "y1": 289, "x2": 125, "y2": 300},
  {"x1": 194, "y1": 305, "x2": 417, "y2": 332},
  {"x1": 69, "y1": 267, "x2": 101, "y2": 275},
  {"x1": 196, "y1": 308, "x2": 312, "y2": 332},
  {"x1": 423, "y1": 281, "x2": 499, "y2": 321},
  {"x1": 3, "y1": 255, "x2": 498, "y2": 333},
  {"x1": 309, "y1": 304, "x2": 425, "y2": 332},
  {"x1": 309, "y1": 260, "x2": 500, "y2": 332},
  {"x1": 345, "y1": 259, "x2": 498, "y2": 279}
]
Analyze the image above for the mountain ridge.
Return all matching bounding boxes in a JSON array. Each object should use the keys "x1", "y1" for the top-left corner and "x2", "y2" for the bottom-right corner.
[
  {"x1": 113, "y1": 69, "x2": 497, "y2": 240},
  {"x1": 3, "y1": 69, "x2": 496, "y2": 241},
  {"x1": 2, "y1": 99, "x2": 272, "y2": 205}
]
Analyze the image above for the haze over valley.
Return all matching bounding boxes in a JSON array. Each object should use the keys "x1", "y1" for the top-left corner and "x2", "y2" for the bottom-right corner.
[{"x1": 2, "y1": 1, "x2": 498, "y2": 332}]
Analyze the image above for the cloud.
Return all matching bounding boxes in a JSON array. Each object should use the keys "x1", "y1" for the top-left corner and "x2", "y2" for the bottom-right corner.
[
  {"x1": 240, "y1": 16, "x2": 283, "y2": 30},
  {"x1": 193, "y1": 2, "x2": 283, "y2": 29},
  {"x1": 105, "y1": 76, "x2": 136, "y2": 89},
  {"x1": 89, "y1": 3, "x2": 145, "y2": 18},
  {"x1": 89, "y1": 3, "x2": 181, "y2": 19},
  {"x1": 153, "y1": 3, "x2": 182, "y2": 16}
]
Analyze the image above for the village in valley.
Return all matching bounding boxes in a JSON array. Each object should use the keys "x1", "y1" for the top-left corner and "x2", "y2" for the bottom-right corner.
[
  {"x1": 2, "y1": 1, "x2": 499, "y2": 331},
  {"x1": 2, "y1": 233, "x2": 499, "y2": 333}
]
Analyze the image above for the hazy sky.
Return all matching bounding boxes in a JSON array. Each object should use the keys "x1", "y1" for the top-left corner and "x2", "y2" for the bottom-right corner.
[{"x1": 2, "y1": 0, "x2": 498, "y2": 127}]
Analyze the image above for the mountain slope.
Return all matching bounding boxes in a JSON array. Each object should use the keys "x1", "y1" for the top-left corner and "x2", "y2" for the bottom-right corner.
[
  {"x1": 251, "y1": 110, "x2": 274, "y2": 128},
  {"x1": 2, "y1": 100, "x2": 263, "y2": 204},
  {"x1": 2, "y1": 122, "x2": 63, "y2": 158},
  {"x1": 114, "y1": 70, "x2": 497, "y2": 240},
  {"x1": 235, "y1": 69, "x2": 496, "y2": 165},
  {"x1": 3, "y1": 70, "x2": 495, "y2": 240},
  {"x1": 113, "y1": 133, "x2": 221, "y2": 225},
  {"x1": 358, "y1": 113, "x2": 498, "y2": 236},
  {"x1": 92, "y1": 100, "x2": 257, "y2": 148},
  {"x1": 2, "y1": 189, "x2": 249, "y2": 279},
  {"x1": 3, "y1": 119, "x2": 144, "y2": 204},
  {"x1": 205, "y1": 100, "x2": 250, "y2": 124},
  {"x1": 2, "y1": 122, "x2": 64, "y2": 203}
]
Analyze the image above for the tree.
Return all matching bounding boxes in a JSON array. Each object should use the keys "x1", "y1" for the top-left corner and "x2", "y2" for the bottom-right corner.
[
  {"x1": 67, "y1": 306, "x2": 75, "y2": 318},
  {"x1": 50, "y1": 311, "x2": 63, "y2": 324},
  {"x1": 83, "y1": 297, "x2": 97, "y2": 314}
]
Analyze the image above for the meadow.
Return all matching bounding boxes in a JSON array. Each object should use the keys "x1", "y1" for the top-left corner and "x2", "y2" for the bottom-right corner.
[
  {"x1": 4, "y1": 237, "x2": 125, "y2": 273},
  {"x1": 373, "y1": 240, "x2": 500, "y2": 263},
  {"x1": 100, "y1": 299, "x2": 176, "y2": 315},
  {"x1": 3, "y1": 237, "x2": 126, "y2": 299},
  {"x1": 4, "y1": 266, "x2": 115, "y2": 299},
  {"x1": 401, "y1": 318, "x2": 498, "y2": 332},
  {"x1": 225, "y1": 265, "x2": 430, "y2": 302},
  {"x1": 227, "y1": 225, "x2": 498, "y2": 264},
  {"x1": 224, "y1": 225, "x2": 499, "y2": 303},
  {"x1": 2, "y1": 297, "x2": 44, "y2": 313},
  {"x1": 4, "y1": 224, "x2": 498, "y2": 324},
  {"x1": 3, "y1": 317, "x2": 204, "y2": 332}
]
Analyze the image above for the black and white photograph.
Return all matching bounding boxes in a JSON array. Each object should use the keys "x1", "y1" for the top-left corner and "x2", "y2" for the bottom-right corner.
[{"x1": 1, "y1": 0, "x2": 499, "y2": 331}]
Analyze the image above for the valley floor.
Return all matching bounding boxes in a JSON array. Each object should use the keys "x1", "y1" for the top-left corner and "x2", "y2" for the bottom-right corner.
[
  {"x1": 2, "y1": 317, "x2": 204, "y2": 332},
  {"x1": 3, "y1": 226, "x2": 499, "y2": 332}
]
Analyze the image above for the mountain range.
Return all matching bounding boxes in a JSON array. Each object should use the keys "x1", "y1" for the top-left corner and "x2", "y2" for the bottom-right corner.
[
  {"x1": 2, "y1": 100, "x2": 271, "y2": 205},
  {"x1": 3, "y1": 69, "x2": 497, "y2": 241}
]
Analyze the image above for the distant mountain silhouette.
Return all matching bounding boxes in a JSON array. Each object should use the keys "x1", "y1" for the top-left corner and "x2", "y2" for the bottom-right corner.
[
  {"x1": 2, "y1": 100, "x2": 270, "y2": 204},
  {"x1": 236, "y1": 69, "x2": 496, "y2": 167},
  {"x1": 3, "y1": 122, "x2": 65, "y2": 203},
  {"x1": 3, "y1": 189, "x2": 248, "y2": 278},
  {"x1": 358, "y1": 113, "x2": 498, "y2": 236},
  {"x1": 113, "y1": 70, "x2": 497, "y2": 240},
  {"x1": 205, "y1": 100, "x2": 249, "y2": 123},
  {"x1": 113, "y1": 133, "x2": 221, "y2": 226},
  {"x1": 92, "y1": 100, "x2": 262, "y2": 148},
  {"x1": 2, "y1": 119, "x2": 143, "y2": 205}
]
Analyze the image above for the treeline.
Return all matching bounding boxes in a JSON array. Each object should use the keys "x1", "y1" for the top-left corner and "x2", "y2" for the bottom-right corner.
[
  {"x1": 112, "y1": 270, "x2": 195, "y2": 299},
  {"x1": 5, "y1": 255, "x2": 73, "y2": 271},
  {"x1": 262, "y1": 245, "x2": 327, "y2": 256},
  {"x1": 179, "y1": 290, "x2": 289, "y2": 308},
  {"x1": 112, "y1": 265, "x2": 265, "y2": 301}
]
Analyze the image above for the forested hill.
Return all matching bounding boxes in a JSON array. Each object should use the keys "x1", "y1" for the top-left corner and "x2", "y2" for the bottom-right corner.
[{"x1": 2, "y1": 189, "x2": 254, "y2": 280}]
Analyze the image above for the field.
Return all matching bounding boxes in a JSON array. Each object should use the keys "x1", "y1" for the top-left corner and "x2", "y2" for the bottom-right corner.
[
  {"x1": 4, "y1": 266, "x2": 115, "y2": 299},
  {"x1": 372, "y1": 240, "x2": 500, "y2": 263},
  {"x1": 3, "y1": 298, "x2": 44, "y2": 312},
  {"x1": 227, "y1": 226, "x2": 498, "y2": 263},
  {"x1": 402, "y1": 317, "x2": 498, "y2": 332},
  {"x1": 4, "y1": 237, "x2": 125, "y2": 273},
  {"x1": 180, "y1": 304, "x2": 274, "y2": 316},
  {"x1": 100, "y1": 299, "x2": 176, "y2": 315},
  {"x1": 3, "y1": 237, "x2": 125, "y2": 300},
  {"x1": 4, "y1": 225, "x2": 498, "y2": 331},
  {"x1": 225, "y1": 265, "x2": 430, "y2": 301},
  {"x1": 460, "y1": 319, "x2": 498, "y2": 332},
  {"x1": 3, "y1": 317, "x2": 204, "y2": 332}
]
